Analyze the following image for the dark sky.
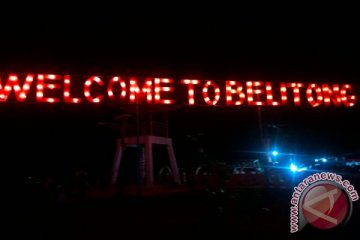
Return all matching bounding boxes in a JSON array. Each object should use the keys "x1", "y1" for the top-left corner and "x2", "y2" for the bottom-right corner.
[
  {"x1": 1, "y1": 6, "x2": 360, "y2": 177},
  {"x1": 1, "y1": 6, "x2": 360, "y2": 75}
]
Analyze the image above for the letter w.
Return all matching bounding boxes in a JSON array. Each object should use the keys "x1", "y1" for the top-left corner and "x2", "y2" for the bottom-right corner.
[{"x1": 0, "y1": 74, "x2": 34, "y2": 101}]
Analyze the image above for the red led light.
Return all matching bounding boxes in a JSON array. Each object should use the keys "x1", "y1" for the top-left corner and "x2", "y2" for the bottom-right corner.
[
  {"x1": 265, "y1": 82, "x2": 280, "y2": 106},
  {"x1": 107, "y1": 76, "x2": 127, "y2": 101},
  {"x1": 225, "y1": 81, "x2": 245, "y2": 105},
  {"x1": 0, "y1": 74, "x2": 34, "y2": 101},
  {"x1": 36, "y1": 74, "x2": 61, "y2": 103},
  {"x1": 181, "y1": 79, "x2": 200, "y2": 105},
  {"x1": 306, "y1": 84, "x2": 323, "y2": 107},
  {"x1": 83, "y1": 76, "x2": 104, "y2": 103},
  {"x1": 246, "y1": 81, "x2": 265, "y2": 106},
  {"x1": 321, "y1": 84, "x2": 341, "y2": 107},
  {"x1": 341, "y1": 84, "x2": 356, "y2": 107},
  {"x1": 287, "y1": 83, "x2": 304, "y2": 106},
  {"x1": 202, "y1": 81, "x2": 220, "y2": 105},
  {"x1": 129, "y1": 78, "x2": 153, "y2": 103},
  {"x1": 280, "y1": 83, "x2": 288, "y2": 105},
  {"x1": 63, "y1": 75, "x2": 81, "y2": 103},
  {"x1": 0, "y1": 73, "x2": 358, "y2": 108},
  {"x1": 154, "y1": 78, "x2": 174, "y2": 104}
]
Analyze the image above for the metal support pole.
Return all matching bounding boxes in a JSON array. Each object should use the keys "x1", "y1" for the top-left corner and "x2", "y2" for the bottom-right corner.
[{"x1": 136, "y1": 103, "x2": 144, "y2": 187}]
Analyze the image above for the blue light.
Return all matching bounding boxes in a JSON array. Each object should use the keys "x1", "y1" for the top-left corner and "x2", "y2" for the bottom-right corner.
[
  {"x1": 272, "y1": 151, "x2": 279, "y2": 156},
  {"x1": 297, "y1": 167, "x2": 308, "y2": 172},
  {"x1": 322, "y1": 158, "x2": 327, "y2": 163},
  {"x1": 290, "y1": 163, "x2": 298, "y2": 172}
]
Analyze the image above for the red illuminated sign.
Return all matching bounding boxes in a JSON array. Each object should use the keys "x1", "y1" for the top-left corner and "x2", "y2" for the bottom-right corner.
[{"x1": 0, "y1": 73, "x2": 358, "y2": 107}]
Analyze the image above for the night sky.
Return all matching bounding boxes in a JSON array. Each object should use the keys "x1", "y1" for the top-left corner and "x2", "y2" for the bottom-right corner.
[{"x1": 1, "y1": 6, "x2": 360, "y2": 180}]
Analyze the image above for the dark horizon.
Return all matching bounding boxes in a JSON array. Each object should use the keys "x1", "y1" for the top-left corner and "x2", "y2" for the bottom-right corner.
[{"x1": 1, "y1": 102, "x2": 359, "y2": 179}]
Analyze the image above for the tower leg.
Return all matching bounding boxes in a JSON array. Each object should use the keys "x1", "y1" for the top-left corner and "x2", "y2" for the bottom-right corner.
[
  {"x1": 167, "y1": 140, "x2": 181, "y2": 184},
  {"x1": 119, "y1": 136, "x2": 180, "y2": 188},
  {"x1": 144, "y1": 136, "x2": 154, "y2": 187},
  {"x1": 110, "y1": 138, "x2": 123, "y2": 185}
]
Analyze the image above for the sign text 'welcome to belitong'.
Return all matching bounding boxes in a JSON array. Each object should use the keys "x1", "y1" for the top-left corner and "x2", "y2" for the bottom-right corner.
[{"x1": 0, "y1": 73, "x2": 358, "y2": 107}]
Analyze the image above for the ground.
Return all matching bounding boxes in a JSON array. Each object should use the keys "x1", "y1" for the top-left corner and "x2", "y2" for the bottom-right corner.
[{"x1": 9, "y1": 186, "x2": 360, "y2": 239}]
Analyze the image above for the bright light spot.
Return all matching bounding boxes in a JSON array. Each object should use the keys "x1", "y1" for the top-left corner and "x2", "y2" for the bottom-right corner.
[
  {"x1": 290, "y1": 163, "x2": 298, "y2": 172},
  {"x1": 47, "y1": 74, "x2": 56, "y2": 79},
  {"x1": 163, "y1": 87, "x2": 171, "y2": 91},
  {"x1": 9, "y1": 76, "x2": 17, "y2": 81},
  {"x1": 13, "y1": 85, "x2": 21, "y2": 91},
  {"x1": 322, "y1": 158, "x2": 327, "y2": 163},
  {"x1": 272, "y1": 151, "x2": 279, "y2": 156},
  {"x1": 23, "y1": 84, "x2": 30, "y2": 90},
  {"x1": 298, "y1": 167, "x2": 308, "y2": 172},
  {"x1": 183, "y1": 79, "x2": 190, "y2": 84}
]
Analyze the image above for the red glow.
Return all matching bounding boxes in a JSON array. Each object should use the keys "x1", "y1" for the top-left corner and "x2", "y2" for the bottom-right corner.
[
  {"x1": 265, "y1": 82, "x2": 280, "y2": 106},
  {"x1": 341, "y1": 84, "x2": 357, "y2": 107},
  {"x1": 202, "y1": 81, "x2": 220, "y2": 105},
  {"x1": 322, "y1": 84, "x2": 341, "y2": 106},
  {"x1": 287, "y1": 83, "x2": 304, "y2": 106},
  {"x1": 154, "y1": 78, "x2": 174, "y2": 104},
  {"x1": 181, "y1": 79, "x2": 200, "y2": 105},
  {"x1": 64, "y1": 75, "x2": 82, "y2": 103},
  {"x1": 246, "y1": 81, "x2": 265, "y2": 106},
  {"x1": 306, "y1": 84, "x2": 323, "y2": 107},
  {"x1": 0, "y1": 73, "x2": 358, "y2": 108},
  {"x1": 129, "y1": 78, "x2": 153, "y2": 103},
  {"x1": 225, "y1": 81, "x2": 246, "y2": 105},
  {"x1": 280, "y1": 83, "x2": 288, "y2": 105},
  {"x1": 107, "y1": 76, "x2": 127, "y2": 101},
  {"x1": 36, "y1": 74, "x2": 61, "y2": 103},
  {"x1": 0, "y1": 74, "x2": 34, "y2": 101},
  {"x1": 83, "y1": 76, "x2": 104, "y2": 103}
]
